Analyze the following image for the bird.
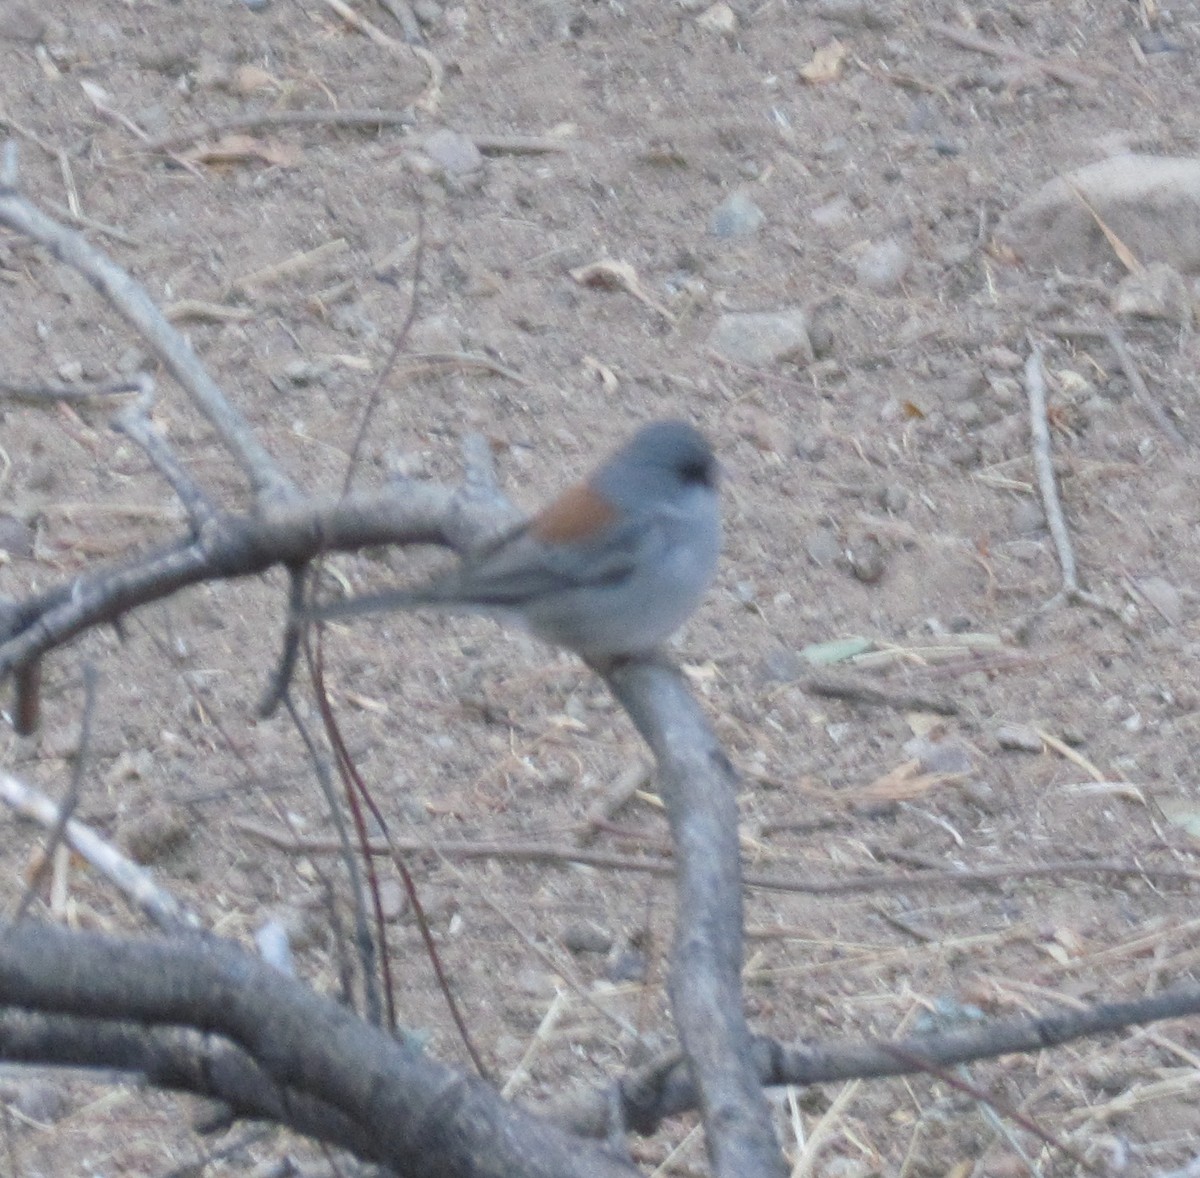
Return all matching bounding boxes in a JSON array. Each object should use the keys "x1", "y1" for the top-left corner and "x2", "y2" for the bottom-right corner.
[{"x1": 310, "y1": 419, "x2": 721, "y2": 660}]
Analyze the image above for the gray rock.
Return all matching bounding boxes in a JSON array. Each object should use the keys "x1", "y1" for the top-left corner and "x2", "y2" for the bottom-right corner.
[
  {"x1": 710, "y1": 190, "x2": 764, "y2": 237},
  {"x1": 901, "y1": 733, "x2": 973, "y2": 775},
  {"x1": 999, "y1": 156, "x2": 1200, "y2": 274},
  {"x1": 855, "y1": 237, "x2": 910, "y2": 292},
  {"x1": 996, "y1": 724, "x2": 1044, "y2": 753},
  {"x1": 815, "y1": 0, "x2": 891, "y2": 28},
  {"x1": 804, "y1": 527, "x2": 842, "y2": 567},
  {"x1": 708, "y1": 309, "x2": 812, "y2": 366},
  {"x1": 421, "y1": 128, "x2": 484, "y2": 177},
  {"x1": 1010, "y1": 499, "x2": 1046, "y2": 537},
  {"x1": 561, "y1": 922, "x2": 613, "y2": 955}
]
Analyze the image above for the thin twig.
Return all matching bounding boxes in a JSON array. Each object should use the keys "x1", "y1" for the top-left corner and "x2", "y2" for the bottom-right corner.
[
  {"x1": 234, "y1": 822, "x2": 1200, "y2": 894},
  {"x1": 1024, "y1": 342, "x2": 1119, "y2": 617},
  {"x1": 144, "y1": 109, "x2": 418, "y2": 153},
  {"x1": 929, "y1": 20, "x2": 1097, "y2": 88},
  {"x1": 0, "y1": 377, "x2": 145, "y2": 403},
  {"x1": 112, "y1": 382, "x2": 218, "y2": 531},
  {"x1": 13, "y1": 664, "x2": 98, "y2": 921},
  {"x1": 0, "y1": 771, "x2": 201, "y2": 932}
]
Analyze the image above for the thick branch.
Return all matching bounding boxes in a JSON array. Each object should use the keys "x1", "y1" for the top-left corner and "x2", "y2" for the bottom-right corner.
[
  {"x1": 0, "y1": 485, "x2": 470, "y2": 680},
  {"x1": 0, "y1": 923, "x2": 637, "y2": 1178},
  {"x1": 0, "y1": 1010, "x2": 381, "y2": 1162},
  {"x1": 603, "y1": 661, "x2": 786, "y2": 1178}
]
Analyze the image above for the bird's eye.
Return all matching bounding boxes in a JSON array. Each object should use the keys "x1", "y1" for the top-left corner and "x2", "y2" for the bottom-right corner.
[{"x1": 680, "y1": 457, "x2": 715, "y2": 487}]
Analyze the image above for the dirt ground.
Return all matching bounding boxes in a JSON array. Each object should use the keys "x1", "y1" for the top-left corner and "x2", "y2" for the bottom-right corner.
[{"x1": 3, "y1": 0, "x2": 1200, "y2": 1174}]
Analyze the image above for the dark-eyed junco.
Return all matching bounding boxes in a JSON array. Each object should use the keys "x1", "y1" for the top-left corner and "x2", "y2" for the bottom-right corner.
[{"x1": 311, "y1": 420, "x2": 721, "y2": 659}]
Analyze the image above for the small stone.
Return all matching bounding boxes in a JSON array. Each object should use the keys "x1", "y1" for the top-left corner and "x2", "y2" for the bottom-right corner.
[
  {"x1": 606, "y1": 949, "x2": 648, "y2": 982},
  {"x1": 561, "y1": 922, "x2": 613, "y2": 954},
  {"x1": 805, "y1": 527, "x2": 842, "y2": 567},
  {"x1": 815, "y1": 0, "x2": 891, "y2": 28},
  {"x1": 695, "y1": 2, "x2": 737, "y2": 35},
  {"x1": 902, "y1": 733, "x2": 973, "y2": 775},
  {"x1": 949, "y1": 401, "x2": 983, "y2": 428},
  {"x1": 378, "y1": 878, "x2": 409, "y2": 922},
  {"x1": 118, "y1": 804, "x2": 192, "y2": 864},
  {"x1": 709, "y1": 190, "x2": 764, "y2": 238},
  {"x1": 855, "y1": 237, "x2": 910, "y2": 293},
  {"x1": 514, "y1": 968, "x2": 558, "y2": 997},
  {"x1": 707, "y1": 309, "x2": 812, "y2": 367},
  {"x1": 1112, "y1": 261, "x2": 1192, "y2": 322},
  {"x1": 960, "y1": 779, "x2": 1002, "y2": 814},
  {"x1": 810, "y1": 195, "x2": 854, "y2": 228},
  {"x1": 758, "y1": 647, "x2": 804, "y2": 684},
  {"x1": 878, "y1": 485, "x2": 909, "y2": 514},
  {"x1": 420, "y1": 128, "x2": 484, "y2": 177},
  {"x1": 56, "y1": 360, "x2": 83, "y2": 383},
  {"x1": 274, "y1": 358, "x2": 332, "y2": 389},
  {"x1": 1010, "y1": 499, "x2": 1046, "y2": 537},
  {"x1": 996, "y1": 724, "x2": 1044, "y2": 753},
  {"x1": 980, "y1": 345, "x2": 1023, "y2": 371},
  {"x1": 847, "y1": 535, "x2": 885, "y2": 583}
]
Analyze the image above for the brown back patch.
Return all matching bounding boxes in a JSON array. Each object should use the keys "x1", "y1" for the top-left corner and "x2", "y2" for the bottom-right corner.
[{"x1": 529, "y1": 483, "x2": 617, "y2": 545}]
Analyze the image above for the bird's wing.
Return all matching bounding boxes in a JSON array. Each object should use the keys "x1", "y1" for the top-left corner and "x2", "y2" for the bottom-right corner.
[{"x1": 439, "y1": 513, "x2": 657, "y2": 605}]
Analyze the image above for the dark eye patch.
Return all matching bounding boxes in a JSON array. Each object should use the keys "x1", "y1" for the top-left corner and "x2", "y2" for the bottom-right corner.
[{"x1": 679, "y1": 456, "x2": 716, "y2": 487}]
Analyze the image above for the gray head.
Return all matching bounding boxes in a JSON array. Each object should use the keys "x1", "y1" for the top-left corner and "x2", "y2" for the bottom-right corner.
[{"x1": 591, "y1": 420, "x2": 718, "y2": 506}]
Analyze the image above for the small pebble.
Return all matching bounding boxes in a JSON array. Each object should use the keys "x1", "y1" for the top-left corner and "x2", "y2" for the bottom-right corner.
[
  {"x1": 709, "y1": 190, "x2": 764, "y2": 237},
  {"x1": 606, "y1": 949, "x2": 648, "y2": 983},
  {"x1": 878, "y1": 484, "x2": 909, "y2": 513},
  {"x1": 421, "y1": 127, "x2": 483, "y2": 177},
  {"x1": 903, "y1": 734, "x2": 973, "y2": 775},
  {"x1": 804, "y1": 527, "x2": 842, "y2": 567},
  {"x1": 995, "y1": 724, "x2": 1044, "y2": 753},
  {"x1": 695, "y1": 2, "x2": 737, "y2": 35},
  {"x1": 707, "y1": 309, "x2": 812, "y2": 366},
  {"x1": 980, "y1": 345, "x2": 1023, "y2": 371},
  {"x1": 758, "y1": 647, "x2": 804, "y2": 684},
  {"x1": 846, "y1": 535, "x2": 885, "y2": 583},
  {"x1": 1009, "y1": 499, "x2": 1046, "y2": 537},
  {"x1": 378, "y1": 878, "x2": 409, "y2": 922},
  {"x1": 855, "y1": 237, "x2": 910, "y2": 292},
  {"x1": 561, "y1": 922, "x2": 613, "y2": 955},
  {"x1": 809, "y1": 195, "x2": 853, "y2": 228}
]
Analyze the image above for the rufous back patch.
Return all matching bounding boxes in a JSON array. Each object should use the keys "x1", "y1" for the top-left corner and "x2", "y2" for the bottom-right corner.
[{"x1": 529, "y1": 483, "x2": 617, "y2": 544}]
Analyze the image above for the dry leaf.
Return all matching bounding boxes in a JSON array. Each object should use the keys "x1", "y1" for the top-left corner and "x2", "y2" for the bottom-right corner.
[
  {"x1": 582, "y1": 354, "x2": 619, "y2": 391},
  {"x1": 183, "y1": 134, "x2": 303, "y2": 169},
  {"x1": 569, "y1": 259, "x2": 675, "y2": 323}
]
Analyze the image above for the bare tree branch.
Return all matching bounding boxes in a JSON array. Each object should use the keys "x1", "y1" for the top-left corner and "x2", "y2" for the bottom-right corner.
[
  {"x1": 603, "y1": 661, "x2": 787, "y2": 1178},
  {"x1": 0, "y1": 922, "x2": 639, "y2": 1178}
]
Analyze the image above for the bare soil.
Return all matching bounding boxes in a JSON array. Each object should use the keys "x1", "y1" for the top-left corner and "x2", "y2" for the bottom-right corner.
[{"x1": 3, "y1": 1, "x2": 1200, "y2": 1175}]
